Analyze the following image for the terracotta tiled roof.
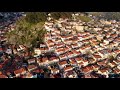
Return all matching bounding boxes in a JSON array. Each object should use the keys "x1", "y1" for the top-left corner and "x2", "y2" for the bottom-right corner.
[
  {"x1": 64, "y1": 65, "x2": 73, "y2": 71},
  {"x1": 14, "y1": 68, "x2": 26, "y2": 75},
  {"x1": 59, "y1": 60, "x2": 68, "y2": 65},
  {"x1": 0, "y1": 74, "x2": 8, "y2": 78}
]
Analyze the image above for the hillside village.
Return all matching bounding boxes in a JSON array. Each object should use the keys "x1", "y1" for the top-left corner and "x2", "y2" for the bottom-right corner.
[{"x1": 0, "y1": 13, "x2": 120, "y2": 78}]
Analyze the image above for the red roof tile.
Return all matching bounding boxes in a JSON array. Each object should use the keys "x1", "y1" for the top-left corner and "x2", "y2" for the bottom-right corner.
[
  {"x1": 59, "y1": 60, "x2": 68, "y2": 65},
  {"x1": 14, "y1": 68, "x2": 26, "y2": 75},
  {"x1": 0, "y1": 75, "x2": 8, "y2": 78}
]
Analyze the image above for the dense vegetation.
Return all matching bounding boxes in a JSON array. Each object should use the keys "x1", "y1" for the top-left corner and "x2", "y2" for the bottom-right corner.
[
  {"x1": 6, "y1": 12, "x2": 47, "y2": 49},
  {"x1": 76, "y1": 15, "x2": 92, "y2": 22},
  {"x1": 25, "y1": 12, "x2": 47, "y2": 24},
  {"x1": 50, "y1": 12, "x2": 72, "y2": 20}
]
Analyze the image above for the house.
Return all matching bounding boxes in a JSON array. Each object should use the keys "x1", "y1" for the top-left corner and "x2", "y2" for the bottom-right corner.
[
  {"x1": 103, "y1": 40, "x2": 109, "y2": 45},
  {"x1": 114, "y1": 49, "x2": 120, "y2": 56},
  {"x1": 96, "y1": 35, "x2": 103, "y2": 41},
  {"x1": 114, "y1": 37, "x2": 120, "y2": 42},
  {"x1": 49, "y1": 56, "x2": 59, "y2": 64},
  {"x1": 72, "y1": 37, "x2": 79, "y2": 44},
  {"x1": 61, "y1": 35, "x2": 68, "y2": 41},
  {"x1": 113, "y1": 41, "x2": 119, "y2": 47},
  {"x1": 81, "y1": 67, "x2": 91, "y2": 74},
  {"x1": 45, "y1": 33, "x2": 51, "y2": 41},
  {"x1": 91, "y1": 40, "x2": 99, "y2": 46},
  {"x1": 98, "y1": 50, "x2": 110, "y2": 59},
  {"x1": 63, "y1": 70, "x2": 78, "y2": 78},
  {"x1": 71, "y1": 49, "x2": 81, "y2": 57},
  {"x1": 64, "y1": 47, "x2": 70, "y2": 53},
  {"x1": 79, "y1": 46, "x2": 86, "y2": 54},
  {"x1": 92, "y1": 64, "x2": 99, "y2": 71},
  {"x1": 66, "y1": 35, "x2": 73, "y2": 40},
  {"x1": 113, "y1": 60, "x2": 120, "y2": 65},
  {"x1": 110, "y1": 33, "x2": 118, "y2": 39},
  {"x1": 71, "y1": 43, "x2": 79, "y2": 49},
  {"x1": 46, "y1": 40, "x2": 54, "y2": 47},
  {"x1": 27, "y1": 65, "x2": 37, "y2": 72},
  {"x1": 89, "y1": 47, "x2": 97, "y2": 53},
  {"x1": 82, "y1": 35, "x2": 90, "y2": 40},
  {"x1": 17, "y1": 45, "x2": 26, "y2": 51},
  {"x1": 112, "y1": 49, "x2": 119, "y2": 58},
  {"x1": 54, "y1": 38, "x2": 62, "y2": 44},
  {"x1": 58, "y1": 60, "x2": 68, "y2": 69},
  {"x1": 75, "y1": 57, "x2": 83, "y2": 64},
  {"x1": 55, "y1": 43, "x2": 65, "y2": 48},
  {"x1": 97, "y1": 60, "x2": 107, "y2": 66},
  {"x1": 59, "y1": 54, "x2": 68, "y2": 60},
  {"x1": 27, "y1": 58, "x2": 36, "y2": 64},
  {"x1": 117, "y1": 65, "x2": 120, "y2": 70},
  {"x1": 48, "y1": 44, "x2": 55, "y2": 50},
  {"x1": 63, "y1": 65, "x2": 73, "y2": 72},
  {"x1": 82, "y1": 40, "x2": 90, "y2": 44},
  {"x1": 77, "y1": 35, "x2": 84, "y2": 41},
  {"x1": 66, "y1": 45, "x2": 72, "y2": 51},
  {"x1": 39, "y1": 47, "x2": 45, "y2": 53},
  {"x1": 5, "y1": 48, "x2": 12, "y2": 54},
  {"x1": 55, "y1": 47, "x2": 65, "y2": 55},
  {"x1": 97, "y1": 68, "x2": 109, "y2": 76},
  {"x1": 14, "y1": 68, "x2": 26, "y2": 77},
  {"x1": 82, "y1": 59, "x2": 89, "y2": 67},
  {"x1": 84, "y1": 45, "x2": 91, "y2": 50},
  {"x1": 0, "y1": 74, "x2": 8, "y2": 78},
  {"x1": 44, "y1": 47, "x2": 49, "y2": 53},
  {"x1": 108, "y1": 62, "x2": 116, "y2": 68},
  {"x1": 78, "y1": 41, "x2": 84, "y2": 47},
  {"x1": 92, "y1": 54, "x2": 102, "y2": 61},
  {"x1": 113, "y1": 67, "x2": 120, "y2": 74},
  {"x1": 54, "y1": 29, "x2": 61, "y2": 35},
  {"x1": 89, "y1": 58, "x2": 96, "y2": 64},
  {"x1": 32, "y1": 69, "x2": 44, "y2": 76},
  {"x1": 106, "y1": 33, "x2": 111, "y2": 38},
  {"x1": 64, "y1": 39, "x2": 72, "y2": 45},
  {"x1": 69, "y1": 58, "x2": 77, "y2": 66},
  {"x1": 75, "y1": 25, "x2": 84, "y2": 32},
  {"x1": 78, "y1": 62, "x2": 85, "y2": 68},
  {"x1": 51, "y1": 68, "x2": 59, "y2": 75},
  {"x1": 107, "y1": 37, "x2": 115, "y2": 43},
  {"x1": 23, "y1": 72, "x2": 33, "y2": 78},
  {"x1": 37, "y1": 57, "x2": 49, "y2": 66},
  {"x1": 66, "y1": 51, "x2": 75, "y2": 59},
  {"x1": 108, "y1": 43, "x2": 115, "y2": 49},
  {"x1": 34, "y1": 48, "x2": 41, "y2": 57},
  {"x1": 84, "y1": 73, "x2": 92, "y2": 78}
]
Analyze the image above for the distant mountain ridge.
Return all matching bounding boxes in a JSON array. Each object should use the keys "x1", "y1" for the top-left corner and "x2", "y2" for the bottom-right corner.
[{"x1": 87, "y1": 12, "x2": 120, "y2": 21}]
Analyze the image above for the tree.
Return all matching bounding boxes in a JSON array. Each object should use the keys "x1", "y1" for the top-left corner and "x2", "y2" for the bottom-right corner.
[
  {"x1": 50, "y1": 12, "x2": 72, "y2": 20},
  {"x1": 76, "y1": 15, "x2": 92, "y2": 22},
  {"x1": 25, "y1": 12, "x2": 47, "y2": 24},
  {"x1": 6, "y1": 12, "x2": 47, "y2": 49}
]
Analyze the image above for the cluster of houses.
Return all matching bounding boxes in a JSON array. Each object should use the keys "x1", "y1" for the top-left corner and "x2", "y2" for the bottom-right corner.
[
  {"x1": 0, "y1": 13, "x2": 120, "y2": 78},
  {"x1": 33, "y1": 14, "x2": 120, "y2": 78}
]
